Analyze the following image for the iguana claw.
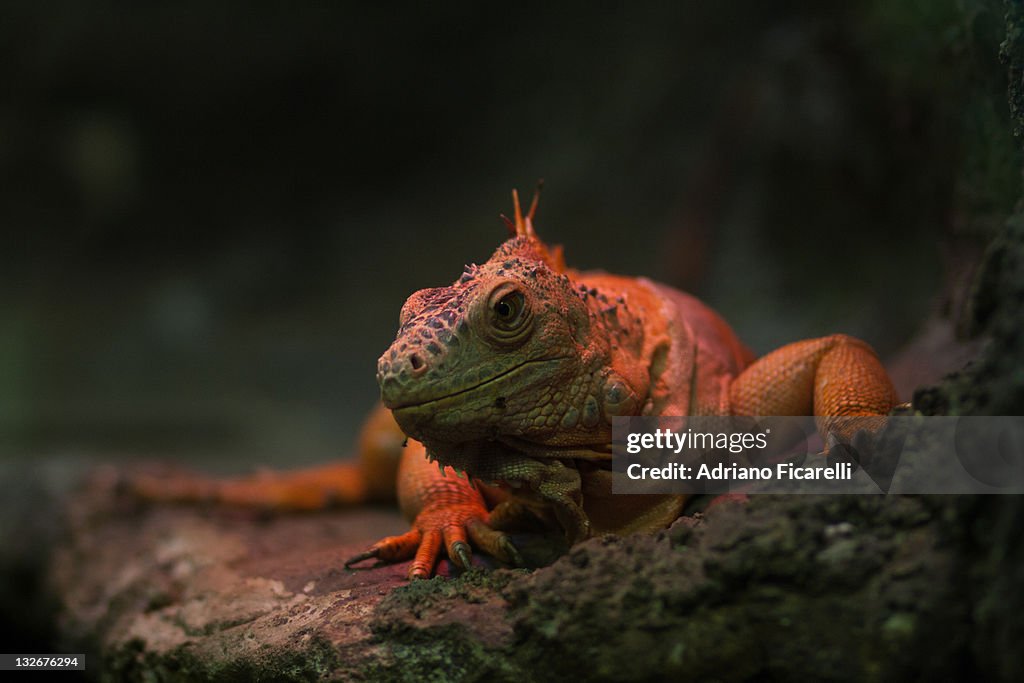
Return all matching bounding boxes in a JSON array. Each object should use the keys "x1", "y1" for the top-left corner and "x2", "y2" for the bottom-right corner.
[
  {"x1": 451, "y1": 541, "x2": 473, "y2": 570},
  {"x1": 343, "y1": 548, "x2": 382, "y2": 568}
]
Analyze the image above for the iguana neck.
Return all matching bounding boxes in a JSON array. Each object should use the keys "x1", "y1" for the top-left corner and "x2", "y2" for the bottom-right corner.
[{"x1": 570, "y1": 271, "x2": 670, "y2": 419}]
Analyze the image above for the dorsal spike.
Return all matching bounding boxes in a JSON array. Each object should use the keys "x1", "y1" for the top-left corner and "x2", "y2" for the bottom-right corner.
[
  {"x1": 511, "y1": 185, "x2": 542, "y2": 238},
  {"x1": 495, "y1": 184, "x2": 567, "y2": 274},
  {"x1": 527, "y1": 179, "x2": 543, "y2": 224},
  {"x1": 512, "y1": 188, "x2": 527, "y2": 237},
  {"x1": 499, "y1": 213, "x2": 515, "y2": 236}
]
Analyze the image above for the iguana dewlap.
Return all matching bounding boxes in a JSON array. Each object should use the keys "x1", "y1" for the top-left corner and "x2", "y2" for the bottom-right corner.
[{"x1": 135, "y1": 189, "x2": 897, "y2": 579}]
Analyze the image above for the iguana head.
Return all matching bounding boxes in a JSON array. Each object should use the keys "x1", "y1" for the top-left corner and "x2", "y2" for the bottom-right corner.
[{"x1": 376, "y1": 189, "x2": 608, "y2": 460}]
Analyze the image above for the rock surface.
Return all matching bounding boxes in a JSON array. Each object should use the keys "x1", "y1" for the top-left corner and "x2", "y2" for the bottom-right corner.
[
  {"x1": 52, "y1": 470, "x2": 1019, "y2": 681},
  {"x1": 54, "y1": 470, "x2": 411, "y2": 681}
]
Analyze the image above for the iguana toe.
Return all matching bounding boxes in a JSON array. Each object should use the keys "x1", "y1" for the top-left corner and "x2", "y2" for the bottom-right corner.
[
  {"x1": 466, "y1": 517, "x2": 524, "y2": 567},
  {"x1": 344, "y1": 528, "x2": 423, "y2": 571}
]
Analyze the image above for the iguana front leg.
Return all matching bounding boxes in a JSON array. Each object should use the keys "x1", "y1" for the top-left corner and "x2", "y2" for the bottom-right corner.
[
  {"x1": 344, "y1": 441, "x2": 525, "y2": 579},
  {"x1": 729, "y1": 334, "x2": 898, "y2": 433},
  {"x1": 464, "y1": 452, "x2": 591, "y2": 544}
]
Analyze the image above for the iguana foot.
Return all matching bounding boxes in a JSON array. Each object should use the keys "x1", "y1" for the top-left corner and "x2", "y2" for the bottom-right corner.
[
  {"x1": 531, "y1": 459, "x2": 591, "y2": 544},
  {"x1": 344, "y1": 501, "x2": 523, "y2": 579},
  {"x1": 345, "y1": 443, "x2": 525, "y2": 579}
]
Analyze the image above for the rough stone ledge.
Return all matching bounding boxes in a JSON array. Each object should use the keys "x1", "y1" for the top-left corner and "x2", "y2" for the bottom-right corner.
[{"x1": 50, "y1": 464, "x2": 1020, "y2": 682}]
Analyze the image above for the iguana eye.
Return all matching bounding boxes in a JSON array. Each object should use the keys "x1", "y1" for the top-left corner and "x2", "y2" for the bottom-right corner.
[
  {"x1": 481, "y1": 283, "x2": 533, "y2": 345},
  {"x1": 493, "y1": 292, "x2": 523, "y2": 325}
]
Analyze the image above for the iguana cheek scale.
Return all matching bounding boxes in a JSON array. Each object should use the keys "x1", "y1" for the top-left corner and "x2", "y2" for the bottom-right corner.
[{"x1": 135, "y1": 188, "x2": 897, "y2": 580}]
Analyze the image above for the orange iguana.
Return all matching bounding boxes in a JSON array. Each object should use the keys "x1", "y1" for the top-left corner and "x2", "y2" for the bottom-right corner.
[{"x1": 137, "y1": 188, "x2": 897, "y2": 579}]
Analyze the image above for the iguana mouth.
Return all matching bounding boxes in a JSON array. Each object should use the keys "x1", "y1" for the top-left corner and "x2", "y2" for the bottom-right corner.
[{"x1": 386, "y1": 356, "x2": 570, "y2": 411}]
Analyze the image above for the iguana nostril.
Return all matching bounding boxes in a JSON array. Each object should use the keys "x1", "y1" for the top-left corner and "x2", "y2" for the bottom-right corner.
[{"x1": 409, "y1": 353, "x2": 426, "y2": 374}]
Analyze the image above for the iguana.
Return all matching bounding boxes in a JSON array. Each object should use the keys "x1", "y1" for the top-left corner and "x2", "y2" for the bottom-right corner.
[{"x1": 136, "y1": 188, "x2": 897, "y2": 579}]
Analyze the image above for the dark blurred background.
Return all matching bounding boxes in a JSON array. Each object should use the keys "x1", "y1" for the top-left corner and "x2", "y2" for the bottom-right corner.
[{"x1": 0, "y1": 0, "x2": 1013, "y2": 471}]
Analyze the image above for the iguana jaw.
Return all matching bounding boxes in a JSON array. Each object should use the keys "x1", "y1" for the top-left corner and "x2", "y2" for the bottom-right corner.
[
  {"x1": 385, "y1": 356, "x2": 598, "y2": 450},
  {"x1": 383, "y1": 356, "x2": 569, "y2": 411}
]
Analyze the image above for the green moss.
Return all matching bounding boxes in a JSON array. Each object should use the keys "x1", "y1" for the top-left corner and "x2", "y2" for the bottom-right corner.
[
  {"x1": 1002, "y1": 0, "x2": 1024, "y2": 134},
  {"x1": 882, "y1": 612, "x2": 918, "y2": 641},
  {"x1": 104, "y1": 635, "x2": 345, "y2": 683}
]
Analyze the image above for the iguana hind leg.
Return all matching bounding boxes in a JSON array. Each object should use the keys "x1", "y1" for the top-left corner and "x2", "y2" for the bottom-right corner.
[
  {"x1": 132, "y1": 403, "x2": 403, "y2": 510},
  {"x1": 729, "y1": 334, "x2": 898, "y2": 439}
]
